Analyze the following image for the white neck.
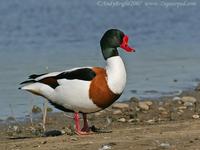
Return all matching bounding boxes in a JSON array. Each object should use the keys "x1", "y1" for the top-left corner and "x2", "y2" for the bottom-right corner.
[{"x1": 105, "y1": 56, "x2": 127, "y2": 94}]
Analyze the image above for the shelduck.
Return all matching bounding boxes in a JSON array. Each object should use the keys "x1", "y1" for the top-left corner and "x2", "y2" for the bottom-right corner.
[{"x1": 19, "y1": 29, "x2": 135, "y2": 135}]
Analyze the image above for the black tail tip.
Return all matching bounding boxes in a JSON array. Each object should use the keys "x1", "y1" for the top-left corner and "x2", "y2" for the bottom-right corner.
[{"x1": 18, "y1": 87, "x2": 22, "y2": 90}]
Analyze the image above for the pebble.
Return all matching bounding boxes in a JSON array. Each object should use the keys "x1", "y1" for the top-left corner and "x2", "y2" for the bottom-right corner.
[
  {"x1": 192, "y1": 114, "x2": 200, "y2": 119},
  {"x1": 145, "y1": 101, "x2": 153, "y2": 106},
  {"x1": 146, "y1": 119, "x2": 155, "y2": 124},
  {"x1": 99, "y1": 145, "x2": 112, "y2": 150},
  {"x1": 160, "y1": 111, "x2": 168, "y2": 116},
  {"x1": 159, "y1": 143, "x2": 171, "y2": 149},
  {"x1": 178, "y1": 106, "x2": 187, "y2": 110},
  {"x1": 128, "y1": 119, "x2": 140, "y2": 123},
  {"x1": 99, "y1": 142, "x2": 116, "y2": 150},
  {"x1": 158, "y1": 107, "x2": 166, "y2": 111},
  {"x1": 13, "y1": 125, "x2": 19, "y2": 132},
  {"x1": 95, "y1": 111, "x2": 104, "y2": 116},
  {"x1": 138, "y1": 102, "x2": 149, "y2": 111},
  {"x1": 70, "y1": 137, "x2": 78, "y2": 141},
  {"x1": 118, "y1": 118, "x2": 126, "y2": 122},
  {"x1": 183, "y1": 102, "x2": 193, "y2": 107},
  {"x1": 181, "y1": 96, "x2": 197, "y2": 104},
  {"x1": 172, "y1": 96, "x2": 181, "y2": 101},
  {"x1": 41, "y1": 141, "x2": 47, "y2": 144},
  {"x1": 112, "y1": 103, "x2": 129, "y2": 110},
  {"x1": 178, "y1": 110, "x2": 184, "y2": 114},
  {"x1": 112, "y1": 110, "x2": 122, "y2": 115}
]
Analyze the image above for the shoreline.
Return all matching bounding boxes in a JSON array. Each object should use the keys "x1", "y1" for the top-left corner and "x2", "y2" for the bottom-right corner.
[{"x1": 0, "y1": 83, "x2": 200, "y2": 149}]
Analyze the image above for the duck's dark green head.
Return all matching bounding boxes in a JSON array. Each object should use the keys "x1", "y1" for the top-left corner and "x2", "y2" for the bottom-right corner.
[{"x1": 100, "y1": 29, "x2": 135, "y2": 60}]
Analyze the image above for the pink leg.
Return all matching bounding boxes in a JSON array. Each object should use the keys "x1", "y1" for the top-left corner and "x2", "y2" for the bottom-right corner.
[
  {"x1": 74, "y1": 112, "x2": 89, "y2": 135},
  {"x1": 74, "y1": 112, "x2": 81, "y2": 132},
  {"x1": 81, "y1": 113, "x2": 90, "y2": 132}
]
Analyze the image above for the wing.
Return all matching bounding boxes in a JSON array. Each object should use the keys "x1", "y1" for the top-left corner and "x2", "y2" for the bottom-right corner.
[{"x1": 20, "y1": 67, "x2": 96, "y2": 89}]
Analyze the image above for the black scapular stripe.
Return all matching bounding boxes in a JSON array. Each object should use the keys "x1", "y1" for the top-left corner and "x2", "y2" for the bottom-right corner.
[
  {"x1": 29, "y1": 73, "x2": 47, "y2": 79},
  {"x1": 55, "y1": 68, "x2": 96, "y2": 81}
]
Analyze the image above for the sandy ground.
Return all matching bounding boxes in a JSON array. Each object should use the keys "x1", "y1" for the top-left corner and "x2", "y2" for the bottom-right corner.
[{"x1": 1, "y1": 83, "x2": 200, "y2": 150}]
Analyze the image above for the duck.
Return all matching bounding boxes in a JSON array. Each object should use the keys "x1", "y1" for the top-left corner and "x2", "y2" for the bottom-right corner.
[{"x1": 19, "y1": 29, "x2": 135, "y2": 135}]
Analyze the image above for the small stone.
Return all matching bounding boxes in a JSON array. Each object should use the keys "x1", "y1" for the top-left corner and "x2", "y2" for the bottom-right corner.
[
  {"x1": 128, "y1": 119, "x2": 140, "y2": 123},
  {"x1": 70, "y1": 137, "x2": 78, "y2": 141},
  {"x1": 41, "y1": 141, "x2": 47, "y2": 144},
  {"x1": 112, "y1": 103, "x2": 129, "y2": 110},
  {"x1": 158, "y1": 107, "x2": 166, "y2": 111},
  {"x1": 99, "y1": 145, "x2": 112, "y2": 150},
  {"x1": 181, "y1": 96, "x2": 197, "y2": 104},
  {"x1": 118, "y1": 118, "x2": 126, "y2": 122},
  {"x1": 173, "y1": 96, "x2": 181, "y2": 101},
  {"x1": 145, "y1": 101, "x2": 153, "y2": 106},
  {"x1": 160, "y1": 111, "x2": 168, "y2": 115},
  {"x1": 184, "y1": 102, "x2": 193, "y2": 107},
  {"x1": 61, "y1": 130, "x2": 66, "y2": 134},
  {"x1": 178, "y1": 106, "x2": 187, "y2": 110},
  {"x1": 95, "y1": 112, "x2": 102, "y2": 116},
  {"x1": 138, "y1": 102, "x2": 149, "y2": 111},
  {"x1": 178, "y1": 110, "x2": 184, "y2": 114},
  {"x1": 160, "y1": 143, "x2": 171, "y2": 149},
  {"x1": 192, "y1": 114, "x2": 200, "y2": 119},
  {"x1": 146, "y1": 119, "x2": 155, "y2": 124},
  {"x1": 158, "y1": 101, "x2": 164, "y2": 106},
  {"x1": 13, "y1": 125, "x2": 19, "y2": 132},
  {"x1": 112, "y1": 110, "x2": 122, "y2": 115},
  {"x1": 95, "y1": 111, "x2": 104, "y2": 116}
]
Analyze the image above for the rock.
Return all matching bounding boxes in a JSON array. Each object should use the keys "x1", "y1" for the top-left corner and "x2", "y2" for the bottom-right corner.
[
  {"x1": 158, "y1": 107, "x2": 166, "y2": 111},
  {"x1": 138, "y1": 102, "x2": 149, "y2": 111},
  {"x1": 146, "y1": 119, "x2": 155, "y2": 124},
  {"x1": 159, "y1": 143, "x2": 171, "y2": 149},
  {"x1": 128, "y1": 119, "x2": 140, "y2": 123},
  {"x1": 112, "y1": 110, "x2": 122, "y2": 115},
  {"x1": 99, "y1": 142, "x2": 116, "y2": 150},
  {"x1": 160, "y1": 111, "x2": 168, "y2": 116},
  {"x1": 41, "y1": 141, "x2": 47, "y2": 144},
  {"x1": 145, "y1": 101, "x2": 153, "y2": 106},
  {"x1": 118, "y1": 118, "x2": 126, "y2": 122},
  {"x1": 173, "y1": 96, "x2": 181, "y2": 101},
  {"x1": 178, "y1": 110, "x2": 184, "y2": 114},
  {"x1": 95, "y1": 112, "x2": 102, "y2": 116},
  {"x1": 13, "y1": 125, "x2": 19, "y2": 132},
  {"x1": 181, "y1": 96, "x2": 197, "y2": 104},
  {"x1": 32, "y1": 105, "x2": 42, "y2": 113},
  {"x1": 178, "y1": 106, "x2": 187, "y2": 110},
  {"x1": 192, "y1": 114, "x2": 200, "y2": 119},
  {"x1": 95, "y1": 111, "x2": 104, "y2": 116},
  {"x1": 183, "y1": 102, "x2": 193, "y2": 107},
  {"x1": 70, "y1": 137, "x2": 78, "y2": 141},
  {"x1": 112, "y1": 103, "x2": 129, "y2": 110}
]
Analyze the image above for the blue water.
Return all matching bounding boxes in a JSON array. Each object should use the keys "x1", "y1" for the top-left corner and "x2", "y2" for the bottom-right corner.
[{"x1": 0, "y1": 0, "x2": 200, "y2": 119}]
